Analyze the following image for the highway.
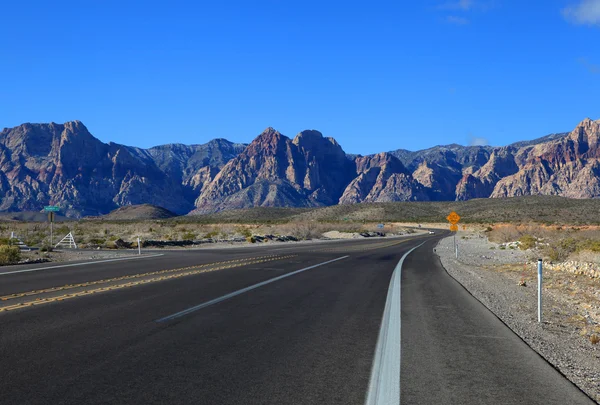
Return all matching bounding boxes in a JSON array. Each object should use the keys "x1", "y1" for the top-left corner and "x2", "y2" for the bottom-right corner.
[{"x1": 0, "y1": 234, "x2": 594, "y2": 404}]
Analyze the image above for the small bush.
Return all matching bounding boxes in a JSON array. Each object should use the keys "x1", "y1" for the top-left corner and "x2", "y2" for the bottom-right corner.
[
  {"x1": 519, "y1": 234, "x2": 537, "y2": 250},
  {"x1": 40, "y1": 245, "x2": 53, "y2": 252},
  {"x1": 236, "y1": 226, "x2": 252, "y2": 238},
  {"x1": 546, "y1": 247, "x2": 562, "y2": 262},
  {"x1": 247, "y1": 236, "x2": 256, "y2": 243},
  {"x1": 591, "y1": 334, "x2": 599, "y2": 345},
  {"x1": 182, "y1": 232, "x2": 196, "y2": 240},
  {"x1": 0, "y1": 245, "x2": 21, "y2": 265},
  {"x1": 485, "y1": 226, "x2": 493, "y2": 232},
  {"x1": 204, "y1": 231, "x2": 219, "y2": 239}
]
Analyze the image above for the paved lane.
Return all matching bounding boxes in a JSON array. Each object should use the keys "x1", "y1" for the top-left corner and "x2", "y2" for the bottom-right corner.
[
  {"x1": 0, "y1": 234, "x2": 593, "y2": 404},
  {"x1": 401, "y1": 238, "x2": 594, "y2": 404},
  {"x1": 0, "y1": 237, "x2": 424, "y2": 404}
]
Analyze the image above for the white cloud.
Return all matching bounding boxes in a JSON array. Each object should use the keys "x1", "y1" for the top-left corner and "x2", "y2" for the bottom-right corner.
[
  {"x1": 578, "y1": 57, "x2": 600, "y2": 74},
  {"x1": 446, "y1": 15, "x2": 469, "y2": 24},
  {"x1": 438, "y1": 0, "x2": 474, "y2": 10},
  {"x1": 437, "y1": 0, "x2": 495, "y2": 11},
  {"x1": 563, "y1": 0, "x2": 600, "y2": 25},
  {"x1": 469, "y1": 136, "x2": 489, "y2": 146}
]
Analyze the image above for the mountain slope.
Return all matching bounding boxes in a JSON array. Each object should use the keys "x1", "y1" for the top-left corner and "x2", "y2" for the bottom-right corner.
[
  {"x1": 193, "y1": 128, "x2": 356, "y2": 213},
  {"x1": 0, "y1": 118, "x2": 597, "y2": 216},
  {"x1": 0, "y1": 121, "x2": 246, "y2": 216}
]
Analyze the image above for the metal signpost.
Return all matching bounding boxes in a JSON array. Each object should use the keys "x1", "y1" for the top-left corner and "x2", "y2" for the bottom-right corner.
[
  {"x1": 537, "y1": 259, "x2": 543, "y2": 323},
  {"x1": 446, "y1": 211, "x2": 461, "y2": 258},
  {"x1": 44, "y1": 206, "x2": 59, "y2": 246}
]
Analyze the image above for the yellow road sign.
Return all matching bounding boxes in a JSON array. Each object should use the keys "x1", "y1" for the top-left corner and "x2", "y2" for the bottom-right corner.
[
  {"x1": 450, "y1": 224, "x2": 459, "y2": 232},
  {"x1": 447, "y1": 211, "x2": 461, "y2": 224}
]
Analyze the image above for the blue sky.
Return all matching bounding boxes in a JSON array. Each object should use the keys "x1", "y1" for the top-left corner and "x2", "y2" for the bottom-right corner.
[{"x1": 1, "y1": 0, "x2": 599, "y2": 154}]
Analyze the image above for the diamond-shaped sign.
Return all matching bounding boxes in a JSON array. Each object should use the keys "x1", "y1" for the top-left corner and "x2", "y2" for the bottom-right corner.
[
  {"x1": 450, "y1": 224, "x2": 459, "y2": 232},
  {"x1": 446, "y1": 211, "x2": 461, "y2": 224}
]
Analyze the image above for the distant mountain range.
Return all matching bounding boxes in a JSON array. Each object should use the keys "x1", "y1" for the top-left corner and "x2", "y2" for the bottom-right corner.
[{"x1": 0, "y1": 118, "x2": 597, "y2": 217}]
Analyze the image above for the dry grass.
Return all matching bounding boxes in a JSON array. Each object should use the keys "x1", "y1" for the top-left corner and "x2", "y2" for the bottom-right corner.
[
  {"x1": 489, "y1": 261, "x2": 600, "y2": 342},
  {"x1": 184, "y1": 196, "x2": 600, "y2": 225},
  {"x1": 0, "y1": 219, "x2": 415, "y2": 249}
]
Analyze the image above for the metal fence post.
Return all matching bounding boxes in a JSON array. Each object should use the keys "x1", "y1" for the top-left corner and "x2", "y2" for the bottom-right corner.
[
  {"x1": 537, "y1": 259, "x2": 543, "y2": 323},
  {"x1": 138, "y1": 237, "x2": 141, "y2": 255}
]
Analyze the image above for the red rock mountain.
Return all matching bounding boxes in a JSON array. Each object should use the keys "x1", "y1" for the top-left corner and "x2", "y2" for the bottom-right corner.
[
  {"x1": 193, "y1": 128, "x2": 356, "y2": 213},
  {"x1": 0, "y1": 118, "x2": 598, "y2": 216}
]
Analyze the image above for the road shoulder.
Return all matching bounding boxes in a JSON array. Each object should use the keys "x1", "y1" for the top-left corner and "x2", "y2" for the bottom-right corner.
[{"x1": 436, "y1": 235, "x2": 600, "y2": 403}]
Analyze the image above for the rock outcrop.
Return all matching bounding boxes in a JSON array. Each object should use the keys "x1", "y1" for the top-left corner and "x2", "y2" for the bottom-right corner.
[
  {"x1": 193, "y1": 128, "x2": 356, "y2": 212},
  {"x1": 0, "y1": 118, "x2": 597, "y2": 216},
  {"x1": 0, "y1": 121, "x2": 245, "y2": 216}
]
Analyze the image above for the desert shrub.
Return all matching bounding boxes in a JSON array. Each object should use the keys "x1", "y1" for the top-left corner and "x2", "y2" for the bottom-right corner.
[
  {"x1": 236, "y1": 226, "x2": 252, "y2": 238},
  {"x1": 545, "y1": 246, "x2": 564, "y2": 262},
  {"x1": 284, "y1": 222, "x2": 323, "y2": 240},
  {"x1": 518, "y1": 234, "x2": 537, "y2": 250},
  {"x1": 202, "y1": 230, "x2": 219, "y2": 239},
  {"x1": 576, "y1": 239, "x2": 600, "y2": 253},
  {"x1": 247, "y1": 236, "x2": 256, "y2": 243},
  {"x1": 182, "y1": 232, "x2": 196, "y2": 240},
  {"x1": 0, "y1": 245, "x2": 21, "y2": 265}
]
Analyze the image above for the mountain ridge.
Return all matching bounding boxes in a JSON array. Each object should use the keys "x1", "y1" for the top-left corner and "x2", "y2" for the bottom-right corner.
[{"x1": 0, "y1": 119, "x2": 595, "y2": 217}]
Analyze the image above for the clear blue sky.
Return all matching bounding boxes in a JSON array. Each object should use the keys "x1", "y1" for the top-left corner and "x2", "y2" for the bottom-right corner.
[{"x1": 1, "y1": 0, "x2": 599, "y2": 154}]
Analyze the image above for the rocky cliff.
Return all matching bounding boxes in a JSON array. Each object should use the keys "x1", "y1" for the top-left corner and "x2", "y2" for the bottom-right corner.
[
  {"x1": 0, "y1": 121, "x2": 245, "y2": 216},
  {"x1": 0, "y1": 118, "x2": 596, "y2": 216}
]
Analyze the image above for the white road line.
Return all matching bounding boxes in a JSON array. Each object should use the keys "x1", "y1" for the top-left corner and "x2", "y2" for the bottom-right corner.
[
  {"x1": 0, "y1": 254, "x2": 165, "y2": 276},
  {"x1": 156, "y1": 255, "x2": 349, "y2": 323},
  {"x1": 365, "y1": 241, "x2": 426, "y2": 405}
]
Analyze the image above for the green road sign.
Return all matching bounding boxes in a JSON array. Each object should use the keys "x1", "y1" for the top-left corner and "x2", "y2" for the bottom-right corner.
[{"x1": 44, "y1": 206, "x2": 60, "y2": 212}]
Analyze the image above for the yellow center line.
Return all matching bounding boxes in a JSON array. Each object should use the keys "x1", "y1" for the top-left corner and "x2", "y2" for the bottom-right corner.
[
  {"x1": 0, "y1": 255, "x2": 298, "y2": 313},
  {"x1": 0, "y1": 254, "x2": 288, "y2": 302}
]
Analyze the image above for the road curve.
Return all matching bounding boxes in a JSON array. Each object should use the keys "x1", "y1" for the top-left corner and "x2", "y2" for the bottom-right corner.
[{"x1": 0, "y1": 234, "x2": 594, "y2": 404}]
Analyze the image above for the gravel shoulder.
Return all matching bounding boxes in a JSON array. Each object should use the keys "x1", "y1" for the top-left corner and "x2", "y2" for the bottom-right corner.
[{"x1": 436, "y1": 233, "x2": 600, "y2": 403}]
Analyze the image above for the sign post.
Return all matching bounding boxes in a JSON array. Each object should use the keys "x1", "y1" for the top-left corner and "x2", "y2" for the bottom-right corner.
[
  {"x1": 446, "y1": 211, "x2": 461, "y2": 259},
  {"x1": 44, "y1": 206, "x2": 60, "y2": 247},
  {"x1": 537, "y1": 259, "x2": 543, "y2": 323}
]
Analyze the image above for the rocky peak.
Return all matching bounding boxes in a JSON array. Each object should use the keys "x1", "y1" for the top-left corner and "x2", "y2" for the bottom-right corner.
[
  {"x1": 355, "y1": 152, "x2": 407, "y2": 174},
  {"x1": 245, "y1": 127, "x2": 288, "y2": 156},
  {"x1": 568, "y1": 118, "x2": 600, "y2": 147}
]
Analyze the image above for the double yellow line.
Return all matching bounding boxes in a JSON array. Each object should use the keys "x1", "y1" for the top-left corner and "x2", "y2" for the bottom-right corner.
[
  {"x1": 311, "y1": 238, "x2": 416, "y2": 253},
  {"x1": 0, "y1": 254, "x2": 296, "y2": 313}
]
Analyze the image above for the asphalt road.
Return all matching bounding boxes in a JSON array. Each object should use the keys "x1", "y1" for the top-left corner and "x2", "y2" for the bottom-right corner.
[{"x1": 0, "y1": 234, "x2": 594, "y2": 404}]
